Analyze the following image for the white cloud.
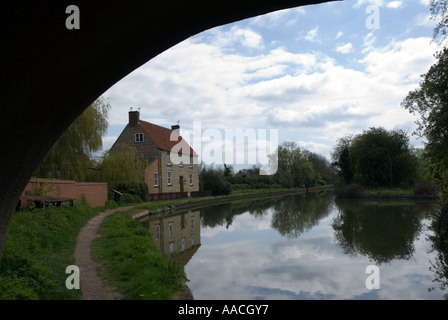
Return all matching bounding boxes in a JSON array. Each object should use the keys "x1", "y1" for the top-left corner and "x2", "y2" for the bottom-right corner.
[
  {"x1": 305, "y1": 26, "x2": 321, "y2": 43},
  {"x1": 386, "y1": 1, "x2": 404, "y2": 9},
  {"x1": 336, "y1": 42, "x2": 353, "y2": 54}
]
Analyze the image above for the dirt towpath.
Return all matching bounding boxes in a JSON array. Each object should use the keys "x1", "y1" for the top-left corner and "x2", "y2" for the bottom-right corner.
[{"x1": 74, "y1": 205, "x2": 137, "y2": 300}]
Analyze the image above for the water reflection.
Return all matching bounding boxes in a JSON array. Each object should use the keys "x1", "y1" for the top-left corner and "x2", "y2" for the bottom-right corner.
[
  {"x1": 145, "y1": 210, "x2": 201, "y2": 264},
  {"x1": 332, "y1": 199, "x2": 432, "y2": 264},
  {"x1": 427, "y1": 201, "x2": 448, "y2": 299},
  {"x1": 271, "y1": 192, "x2": 334, "y2": 239},
  {"x1": 143, "y1": 193, "x2": 446, "y2": 299}
]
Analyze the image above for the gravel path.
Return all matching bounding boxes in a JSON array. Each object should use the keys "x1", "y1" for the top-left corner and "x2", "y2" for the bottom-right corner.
[{"x1": 74, "y1": 206, "x2": 136, "y2": 300}]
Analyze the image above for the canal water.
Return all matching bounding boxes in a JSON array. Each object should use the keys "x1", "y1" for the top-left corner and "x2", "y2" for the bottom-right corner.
[{"x1": 145, "y1": 191, "x2": 447, "y2": 299}]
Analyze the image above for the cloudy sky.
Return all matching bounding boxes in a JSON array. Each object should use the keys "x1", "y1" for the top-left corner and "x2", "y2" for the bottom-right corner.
[{"x1": 102, "y1": 0, "x2": 441, "y2": 167}]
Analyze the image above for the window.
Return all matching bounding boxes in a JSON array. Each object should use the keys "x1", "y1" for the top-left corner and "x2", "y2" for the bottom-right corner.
[
  {"x1": 189, "y1": 172, "x2": 193, "y2": 186},
  {"x1": 167, "y1": 171, "x2": 172, "y2": 186},
  {"x1": 189, "y1": 155, "x2": 193, "y2": 167},
  {"x1": 154, "y1": 172, "x2": 159, "y2": 187},
  {"x1": 167, "y1": 152, "x2": 171, "y2": 165},
  {"x1": 168, "y1": 222, "x2": 173, "y2": 238},
  {"x1": 191, "y1": 234, "x2": 196, "y2": 246},
  {"x1": 190, "y1": 216, "x2": 195, "y2": 230},
  {"x1": 169, "y1": 242, "x2": 174, "y2": 255},
  {"x1": 178, "y1": 152, "x2": 183, "y2": 167},
  {"x1": 181, "y1": 238, "x2": 186, "y2": 252},
  {"x1": 155, "y1": 224, "x2": 160, "y2": 240},
  {"x1": 135, "y1": 133, "x2": 144, "y2": 143}
]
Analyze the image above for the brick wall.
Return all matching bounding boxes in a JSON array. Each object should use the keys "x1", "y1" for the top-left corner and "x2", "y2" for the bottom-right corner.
[{"x1": 23, "y1": 178, "x2": 108, "y2": 207}]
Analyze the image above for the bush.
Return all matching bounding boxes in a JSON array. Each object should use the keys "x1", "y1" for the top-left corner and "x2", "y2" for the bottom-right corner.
[
  {"x1": 118, "y1": 193, "x2": 142, "y2": 204},
  {"x1": 334, "y1": 183, "x2": 366, "y2": 198},
  {"x1": 413, "y1": 181, "x2": 439, "y2": 195},
  {"x1": 200, "y1": 167, "x2": 231, "y2": 196},
  {"x1": 116, "y1": 182, "x2": 148, "y2": 201}
]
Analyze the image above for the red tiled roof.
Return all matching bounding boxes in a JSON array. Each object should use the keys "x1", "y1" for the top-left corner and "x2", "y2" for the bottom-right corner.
[{"x1": 139, "y1": 120, "x2": 197, "y2": 156}]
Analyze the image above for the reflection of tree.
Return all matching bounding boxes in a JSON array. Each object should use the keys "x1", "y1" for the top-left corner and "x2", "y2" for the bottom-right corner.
[
  {"x1": 200, "y1": 197, "x2": 283, "y2": 229},
  {"x1": 271, "y1": 192, "x2": 334, "y2": 239},
  {"x1": 428, "y1": 199, "x2": 448, "y2": 299},
  {"x1": 332, "y1": 199, "x2": 432, "y2": 265}
]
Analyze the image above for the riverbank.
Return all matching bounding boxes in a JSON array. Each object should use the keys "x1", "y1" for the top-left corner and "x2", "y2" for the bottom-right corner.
[{"x1": 131, "y1": 185, "x2": 334, "y2": 220}]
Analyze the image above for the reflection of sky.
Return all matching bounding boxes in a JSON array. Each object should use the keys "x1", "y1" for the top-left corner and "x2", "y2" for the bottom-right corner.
[{"x1": 184, "y1": 205, "x2": 445, "y2": 300}]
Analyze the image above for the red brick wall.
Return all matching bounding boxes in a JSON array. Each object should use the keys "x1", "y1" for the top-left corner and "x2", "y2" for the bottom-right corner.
[{"x1": 23, "y1": 178, "x2": 108, "y2": 207}]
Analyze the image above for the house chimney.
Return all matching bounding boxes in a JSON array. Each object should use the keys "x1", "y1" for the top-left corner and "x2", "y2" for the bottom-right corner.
[
  {"x1": 129, "y1": 110, "x2": 139, "y2": 126},
  {"x1": 171, "y1": 124, "x2": 180, "y2": 131}
]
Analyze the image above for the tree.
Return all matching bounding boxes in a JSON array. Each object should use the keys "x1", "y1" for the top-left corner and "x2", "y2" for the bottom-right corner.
[
  {"x1": 331, "y1": 136, "x2": 354, "y2": 184},
  {"x1": 401, "y1": 48, "x2": 448, "y2": 188},
  {"x1": 33, "y1": 97, "x2": 110, "y2": 181},
  {"x1": 199, "y1": 165, "x2": 231, "y2": 196},
  {"x1": 332, "y1": 128, "x2": 419, "y2": 188},
  {"x1": 302, "y1": 148, "x2": 336, "y2": 184},
  {"x1": 431, "y1": 0, "x2": 448, "y2": 44},
  {"x1": 274, "y1": 142, "x2": 317, "y2": 188},
  {"x1": 93, "y1": 144, "x2": 146, "y2": 190}
]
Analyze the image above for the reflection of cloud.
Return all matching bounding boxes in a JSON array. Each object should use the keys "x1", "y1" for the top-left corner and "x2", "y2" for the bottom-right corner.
[{"x1": 185, "y1": 201, "x2": 444, "y2": 300}]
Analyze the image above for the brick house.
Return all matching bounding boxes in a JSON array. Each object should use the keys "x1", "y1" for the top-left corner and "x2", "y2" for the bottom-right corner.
[{"x1": 110, "y1": 110, "x2": 199, "y2": 198}]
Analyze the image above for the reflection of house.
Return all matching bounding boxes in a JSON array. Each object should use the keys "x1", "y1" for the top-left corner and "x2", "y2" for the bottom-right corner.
[
  {"x1": 149, "y1": 210, "x2": 201, "y2": 263},
  {"x1": 109, "y1": 110, "x2": 199, "y2": 198}
]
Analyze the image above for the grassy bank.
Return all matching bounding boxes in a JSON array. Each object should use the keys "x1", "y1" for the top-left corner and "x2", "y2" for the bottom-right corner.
[
  {"x1": 91, "y1": 208, "x2": 186, "y2": 300},
  {"x1": 0, "y1": 186, "x2": 331, "y2": 300},
  {"x1": 0, "y1": 202, "x2": 98, "y2": 299}
]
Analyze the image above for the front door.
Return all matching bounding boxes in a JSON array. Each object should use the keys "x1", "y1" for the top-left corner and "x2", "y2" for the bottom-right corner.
[{"x1": 179, "y1": 176, "x2": 184, "y2": 193}]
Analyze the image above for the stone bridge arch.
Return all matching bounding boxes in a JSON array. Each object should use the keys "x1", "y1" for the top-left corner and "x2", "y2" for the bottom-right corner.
[{"x1": 0, "y1": 0, "x2": 338, "y2": 259}]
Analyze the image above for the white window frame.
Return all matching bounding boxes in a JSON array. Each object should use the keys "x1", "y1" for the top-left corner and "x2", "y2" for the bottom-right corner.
[
  {"x1": 154, "y1": 172, "x2": 159, "y2": 187},
  {"x1": 167, "y1": 152, "x2": 171, "y2": 166},
  {"x1": 167, "y1": 171, "x2": 172, "y2": 186},
  {"x1": 168, "y1": 222, "x2": 173, "y2": 238},
  {"x1": 135, "y1": 132, "x2": 144, "y2": 143},
  {"x1": 178, "y1": 153, "x2": 183, "y2": 167},
  {"x1": 189, "y1": 155, "x2": 193, "y2": 168},
  {"x1": 189, "y1": 172, "x2": 193, "y2": 186},
  {"x1": 190, "y1": 216, "x2": 194, "y2": 230}
]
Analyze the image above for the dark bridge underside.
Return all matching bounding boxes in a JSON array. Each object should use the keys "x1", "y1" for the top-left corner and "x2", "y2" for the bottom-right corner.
[{"x1": 0, "y1": 0, "x2": 338, "y2": 258}]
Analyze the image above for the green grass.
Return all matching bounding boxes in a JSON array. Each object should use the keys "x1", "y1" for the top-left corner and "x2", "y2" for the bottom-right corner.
[
  {"x1": 0, "y1": 202, "x2": 98, "y2": 299},
  {"x1": 91, "y1": 208, "x2": 186, "y2": 300}
]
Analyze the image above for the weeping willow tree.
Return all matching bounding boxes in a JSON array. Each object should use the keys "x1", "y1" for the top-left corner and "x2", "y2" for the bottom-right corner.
[
  {"x1": 93, "y1": 144, "x2": 146, "y2": 189},
  {"x1": 33, "y1": 97, "x2": 110, "y2": 181}
]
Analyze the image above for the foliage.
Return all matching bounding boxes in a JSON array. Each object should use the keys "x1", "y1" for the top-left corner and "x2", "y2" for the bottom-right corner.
[
  {"x1": 273, "y1": 142, "x2": 318, "y2": 188},
  {"x1": 93, "y1": 144, "x2": 147, "y2": 190},
  {"x1": 431, "y1": 0, "x2": 448, "y2": 43},
  {"x1": 413, "y1": 181, "x2": 439, "y2": 195},
  {"x1": 401, "y1": 47, "x2": 448, "y2": 189},
  {"x1": 115, "y1": 182, "x2": 149, "y2": 202},
  {"x1": 331, "y1": 127, "x2": 419, "y2": 188},
  {"x1": 91, "y1": 210, "x2": 186, "y2": 300},
  {"x1": 0, "y1": 203, "x2": 98, "y2": 299},
  {"x1": 199, "y1": 165, "x2": 231, "y2": 196},
  {"x1": 33, "y1": 97, "x2": 110, "y2": 181},
  {"x1": 334, "y1": 183, "x2": 366, "y2": 198}
]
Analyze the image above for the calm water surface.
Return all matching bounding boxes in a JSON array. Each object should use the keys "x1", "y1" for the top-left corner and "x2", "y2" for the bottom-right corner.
[{"x1": 147, "y1": 192, "x2": 447, "y2": 299}]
